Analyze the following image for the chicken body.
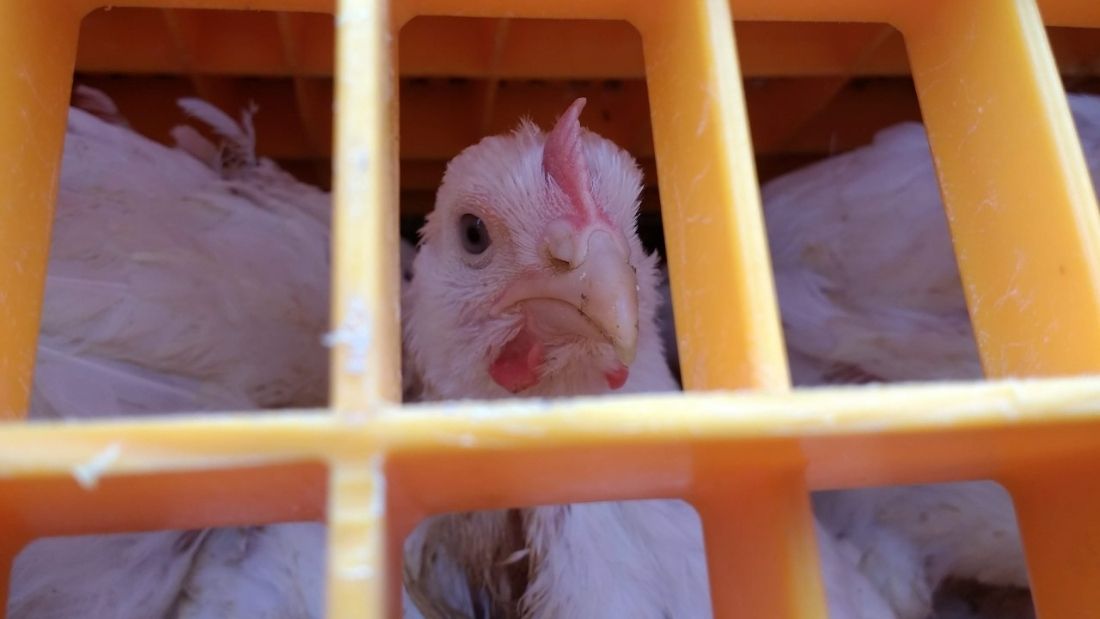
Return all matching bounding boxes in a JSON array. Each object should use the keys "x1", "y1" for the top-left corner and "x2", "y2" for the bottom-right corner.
[
  {"x1": 769, "y1": 93, "x2": 1100, "y2": 386},
  {"x1": 771, "y1": 94, "x2": 1100, "y2": 617},
  {"x1": 10, "y1": 91, "x2": 343, "y2": 619},
  {"x1": 32, "y1": 96, "x2": 331, "y2": 420}
]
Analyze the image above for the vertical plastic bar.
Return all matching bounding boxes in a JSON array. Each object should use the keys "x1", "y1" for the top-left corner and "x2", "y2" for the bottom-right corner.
[
  {"x1": 326, "y1": 458, "x2": 388, "y2": 619},
  {"x1": 0, "y1": 2, "x2": 83, "y2": 418},
  {"x1": 0, "y1": 535, "x2": 28, "y2": 619},
  {"x1": 905, "y1": 0, "x2": 1100, "y2": 379},
  {"x1": 904, "y1": 2, "x2": 1100, "y2": 616},
  {"x1": 637, "y1": 1, "x2": 820, "y2": 616},
  {"x1": 640, "y1": 0, "x2": 789, "y2": 393},
  {"x1": 384, "y1": 478, "x2": 425, "y2": 619},
  {"x1": 330, "y1": 0, "x2": 402, "y2": 412},
  {"x1": 694, "y1": 467, "x2": 827, "y2": 619},
  {"x1": 1006, "y1": 464, "x2": 1100, "y2": 618}
]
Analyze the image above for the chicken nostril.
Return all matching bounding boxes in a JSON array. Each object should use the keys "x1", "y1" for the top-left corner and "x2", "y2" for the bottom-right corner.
[{"x1": 548, "y1": 255, "x2": 572, "y2": 271}]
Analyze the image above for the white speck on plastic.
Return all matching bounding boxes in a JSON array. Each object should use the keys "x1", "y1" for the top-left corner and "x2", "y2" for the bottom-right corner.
[
  {"x1": 337, "y1": 8, "x2": 375, "y2": 26},
  {"x1": 72, "y1": 443, "x2": 122, "y2": 490},
  {"x1": 353, "y1": 149, "x2": 370, "y2": 173},
  {"x1": 342, "y1": 563, "x2": 376, "y2": 580},
  {"x1": 367, "y1": 454, "x2": 386, "y2": 518},
  {"x1": 324, "y1": 298, "x2": 373, "y2": 374}
]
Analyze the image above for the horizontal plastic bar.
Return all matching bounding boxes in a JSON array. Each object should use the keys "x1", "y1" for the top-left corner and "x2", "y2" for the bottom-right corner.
[{"x1": 0, "y1": 376, "x2": 1096, "y2": 481}]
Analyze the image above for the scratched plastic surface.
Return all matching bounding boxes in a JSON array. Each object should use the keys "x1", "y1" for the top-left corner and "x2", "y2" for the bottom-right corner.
[{"x1": 2, "y1": 1, "x2": 1100, "y2": 618}]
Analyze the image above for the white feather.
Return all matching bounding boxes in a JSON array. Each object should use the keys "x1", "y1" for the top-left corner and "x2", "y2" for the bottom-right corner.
[
  {"x1": 70, "y1": 85, "x2": 130, "y2": 129},
  {"x1": 764, "y1": 121, "x2": 982, "y2": 384},
  {"x1": 172, "y1": 524, "x2": 326, "y2": 619},
  {"x1": 176, "y1": 97, "x2": 257, "y2": 169},
  {"x1": 768, "y1": 95, "x2": 1100, "y2": 386},
  {"x1": 30, "y1": 343, "x2": 245, "y2": 419},
  {"x1": 764, "y1": 93, "x2": 1100, "y2": 618},
  {"x1": 13, "y1": 97, "x2": 334, "y2": 619},
  {"x1": 9, "y1": 530, "x2": 209, "y2": 619},
  {"x1": 171, "y1": 124, "x2": 222, "y2": 172},
  {"x1": 37, "y1": 107, "x2": 331, "y2": 413}
]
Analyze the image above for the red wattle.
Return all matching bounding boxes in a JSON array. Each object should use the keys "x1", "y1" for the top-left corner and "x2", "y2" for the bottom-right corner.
[
  {"x1": 489, "y1": 327, "x2": 545, "y2": 393},
  {"x1": 604, "y1": 364, "x2": 629, "y2": 390}
]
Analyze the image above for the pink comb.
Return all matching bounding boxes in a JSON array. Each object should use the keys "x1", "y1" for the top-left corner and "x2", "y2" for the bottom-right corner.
[{"x1": 543, "y1": 97, "x2": 599, "y2": 226}]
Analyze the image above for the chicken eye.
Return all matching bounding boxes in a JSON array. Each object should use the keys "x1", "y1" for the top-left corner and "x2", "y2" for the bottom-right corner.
[{"x1": 459, "y1": 213, "x2": 491, "y2": 255}]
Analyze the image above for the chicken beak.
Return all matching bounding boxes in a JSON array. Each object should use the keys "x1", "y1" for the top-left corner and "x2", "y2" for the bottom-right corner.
[
  {"x1": 494, "y1": 229, "x2": 639, "y2": 365},
  {"x1": 573, "y1": 231, "x2": 639, "y2": 364}
]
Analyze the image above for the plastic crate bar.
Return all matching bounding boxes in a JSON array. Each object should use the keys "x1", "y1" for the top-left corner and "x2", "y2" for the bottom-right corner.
[
  {"x1": 0, "y1": 376, "x2": 1097, "y2": 616},
  {"x1": 331, "y1": 0, "x2": 401, "y2": 409},
  {"x1": 0, "y1": 1, "x2": 84, "y2": 417},
  {"x1": 0, "y1": 0, "x2": 1098, "y2": 618},
  {"x1": 327, "y1": 458, "x2": 388, "y2": 619},
  {"x1": 905, "y1": 0, "x2": 1100, "y2": 378}
]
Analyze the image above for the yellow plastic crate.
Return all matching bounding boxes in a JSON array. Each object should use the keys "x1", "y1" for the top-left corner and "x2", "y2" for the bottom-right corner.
[{"x1": 2, "y1": 1, "x2": 1100, "y2": 618}]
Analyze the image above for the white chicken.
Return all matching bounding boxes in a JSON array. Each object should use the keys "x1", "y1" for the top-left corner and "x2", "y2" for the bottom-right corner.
[
  {"x1": 401, "y1": 97, "x2": 712, "y2": 618},
  {"x1": 10, "y1": 87, "x2": 414, "y2": 619},
  {"x1": 770, "y1": 94, "x2": 1100, "y2": 387},
  {"x1": 31, "y1": 90, "x2": 331, "y2": 420},
  {"x1": 774, "y1": 93, "x2": 1100, "y2": 619}
]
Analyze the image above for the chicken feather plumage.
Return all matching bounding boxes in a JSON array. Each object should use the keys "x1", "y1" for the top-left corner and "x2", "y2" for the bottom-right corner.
[{"x1": 12, "y1": 88, "x2": 414, "y2": 619}]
